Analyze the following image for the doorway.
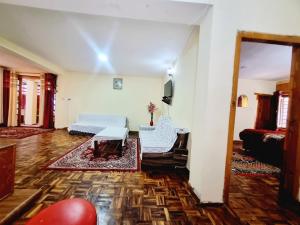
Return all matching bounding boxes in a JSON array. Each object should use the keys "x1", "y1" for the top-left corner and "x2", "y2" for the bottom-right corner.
[
  {"x1": 17, "y1": 75, "x2": 43, "y2": 127},
  {"x1": 224, "y1": 32, "x2": 300, "y2": 205}
]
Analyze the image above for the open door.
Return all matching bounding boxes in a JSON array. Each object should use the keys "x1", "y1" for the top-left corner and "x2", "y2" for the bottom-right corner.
[
  {"x1": 280, "y1": 46, "x2": 300, "y2": 202},
  {"x1": 224, "y1": 32, "x2": 300, "y2": 205}
]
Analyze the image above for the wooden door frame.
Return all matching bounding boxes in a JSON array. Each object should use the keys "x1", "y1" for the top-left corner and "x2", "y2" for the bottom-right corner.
[{"x1": 223, "y1": 31, "x2": 300, "y2": 203}]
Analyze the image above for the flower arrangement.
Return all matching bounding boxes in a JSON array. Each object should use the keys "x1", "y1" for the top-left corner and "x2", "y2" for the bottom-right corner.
[
  {"x1": 148, "y1": 102, "x2": 156, "y2": 114},
  {"x1": 147, "y1": 102, "x2": 157, "y2": 126}
]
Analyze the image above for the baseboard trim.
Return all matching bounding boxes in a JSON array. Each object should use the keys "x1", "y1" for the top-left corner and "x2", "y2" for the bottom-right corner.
[{"x1": 56, "y1": 127, "x2": 68, "y2": 130}]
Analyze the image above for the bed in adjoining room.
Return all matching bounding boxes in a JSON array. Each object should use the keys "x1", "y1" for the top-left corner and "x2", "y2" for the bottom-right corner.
[{"x1": 239, "y1": 128, "x2": 285, "y2": 166}]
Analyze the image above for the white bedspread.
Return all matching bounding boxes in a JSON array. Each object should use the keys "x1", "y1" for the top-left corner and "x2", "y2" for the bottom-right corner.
[
  {"x1": 139, "y1": 116, "x2": 177, "y2": 155},
  {"x1": 68, "y1": 114, "x2": 126, "y2": 134}
]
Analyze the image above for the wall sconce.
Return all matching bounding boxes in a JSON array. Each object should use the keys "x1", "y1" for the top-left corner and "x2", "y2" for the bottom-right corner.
[
  {"x1": 237, "y1": 95, "x2": 248, "y2": 107},
  {"x1": 167, "y1": 67, "x2": 175, "y2": 77}
]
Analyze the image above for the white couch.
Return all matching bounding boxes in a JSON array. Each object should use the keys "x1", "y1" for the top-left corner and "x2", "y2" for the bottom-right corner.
[
  {"x1": 68, "y1": 114, "x2": 127, "y2": 134},
  {"x1": 139, "y1": 116, "x2": 177, "y2": 156}
]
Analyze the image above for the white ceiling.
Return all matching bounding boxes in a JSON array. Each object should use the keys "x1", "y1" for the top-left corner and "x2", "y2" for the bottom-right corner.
[
  {"x1": 0, "y1": 1, "x2": 210, "y2": 76},
  {"x1": 239, "y1": 42, "x2": 292, "y2": 81},
  {"x1": 0, "y1": 0, "x2": 211, "y2": 25},
  {"x1": 0, "y1": 47, "x2": 46, "y2": 74}
]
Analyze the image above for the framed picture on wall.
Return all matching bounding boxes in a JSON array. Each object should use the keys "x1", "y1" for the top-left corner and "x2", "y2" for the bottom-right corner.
[{"x1": 113, "y1": 78, "x2": 123, "y2": 90}]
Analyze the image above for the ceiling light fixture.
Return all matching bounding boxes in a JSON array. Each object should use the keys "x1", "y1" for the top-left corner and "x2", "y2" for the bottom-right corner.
[{"x1": 98, "y1": 54, "x2": 108, "y2": 62}]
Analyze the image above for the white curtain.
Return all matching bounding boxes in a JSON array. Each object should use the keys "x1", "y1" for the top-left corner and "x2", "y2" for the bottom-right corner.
[
  {"x1": 7, "y1": 72, "x2": 18, "y2": 127},
  {"x1": 24, "y1": 79, "x2": 36, "y2": 125},
  {"x1": 0, "y1": 68, "x2": 3, "y2": 124},
  {"x1": 38, "y1": 74, "x2": 45, "y2": 126}
]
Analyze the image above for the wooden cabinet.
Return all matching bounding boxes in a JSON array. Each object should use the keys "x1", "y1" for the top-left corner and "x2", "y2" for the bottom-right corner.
[{"x1": 0, "y1": 141, "x2": 16, "y2": 200}]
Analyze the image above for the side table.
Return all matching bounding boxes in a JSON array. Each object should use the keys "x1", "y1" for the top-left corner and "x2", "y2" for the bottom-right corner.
[{"x1": 139, "y1": 125, "x2": 156, "y2": 131}]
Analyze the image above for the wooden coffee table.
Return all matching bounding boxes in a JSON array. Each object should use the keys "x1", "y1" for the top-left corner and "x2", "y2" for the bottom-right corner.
[{"x1": 93, "y1": 139, "x2": 123, "y2": 157}]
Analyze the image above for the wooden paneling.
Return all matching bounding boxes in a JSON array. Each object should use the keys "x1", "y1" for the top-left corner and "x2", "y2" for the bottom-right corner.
[{"x1": 0, "y1": 141, "x2": 16, "y2": 200}]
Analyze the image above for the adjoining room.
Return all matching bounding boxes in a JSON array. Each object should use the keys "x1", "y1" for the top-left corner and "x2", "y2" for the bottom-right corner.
[
  {"x1": 0, "y1": 47, "x2": 55, "y2": 139},
  {"x1": 228, "y1": 41, "x2": 293, "y2": 221}
]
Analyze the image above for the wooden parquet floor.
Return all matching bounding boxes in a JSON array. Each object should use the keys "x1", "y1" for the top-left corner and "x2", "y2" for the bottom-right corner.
[
  {"x1": 229, "y1": 142, "x2": 300, "y2": 224},
  {"x1": 0, "y1": 188, "x2": 42, "y2": 225},
  {"x1": 0, "y1": 130, "x2": 299, "y2": 225},
  {"x1": 229, "y1": 175, "x2": 300, "y2": 224}
]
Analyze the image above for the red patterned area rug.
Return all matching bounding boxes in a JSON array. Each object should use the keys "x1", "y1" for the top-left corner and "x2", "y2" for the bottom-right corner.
[
  {"x1": 232, "y1": 152, "x2": 280, "y2": 177},
  {"x1": 0, "y1": 127, "x2": 52, "y2": 139},
  {"x1": 46, "y1": 138, "x2": 140, "y2": 172}
]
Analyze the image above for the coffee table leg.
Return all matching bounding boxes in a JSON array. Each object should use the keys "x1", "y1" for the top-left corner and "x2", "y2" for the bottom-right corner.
[
  {"x1": 117, "y1": 140, "x2": 123, "y2": 157},
  {"x1": 94, "y1": 141, "x2": 100, "y2": 157}
]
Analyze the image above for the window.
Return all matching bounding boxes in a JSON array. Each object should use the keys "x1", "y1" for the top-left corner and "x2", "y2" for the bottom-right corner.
[{"x1": 277, "y1": 95, "x2": 289, "y2": 128}]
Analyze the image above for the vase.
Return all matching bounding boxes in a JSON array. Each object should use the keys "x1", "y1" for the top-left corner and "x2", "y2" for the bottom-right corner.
[{"x1": 150, "y1": 113, "x2": 154, "y2": 126}]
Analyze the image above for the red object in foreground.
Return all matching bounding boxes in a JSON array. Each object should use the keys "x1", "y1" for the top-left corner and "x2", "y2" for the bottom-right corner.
[{"x1": 25, "y1": 199, "x2": 97, "y2": 225}]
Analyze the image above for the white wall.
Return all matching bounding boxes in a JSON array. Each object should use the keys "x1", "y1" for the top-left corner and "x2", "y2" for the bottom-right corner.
[
  {"x1": 164, "y1": 27, "x2": 199, "y2": 129},
  {"x1": 163, "y1": 27, "x2": 199, "y2": 169},
  {"x1": 0, "y1": 68, "x2": 3, "y2": 124},
  {"x1": 233, "y1": 79, "x2": 276, "y2": 140},
  {"x1": 55, "y1": 73, "x2": 163, "y2": 131},
  {"x1": 189, "y1": 0, "x2": 300, "y2": 203}
]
